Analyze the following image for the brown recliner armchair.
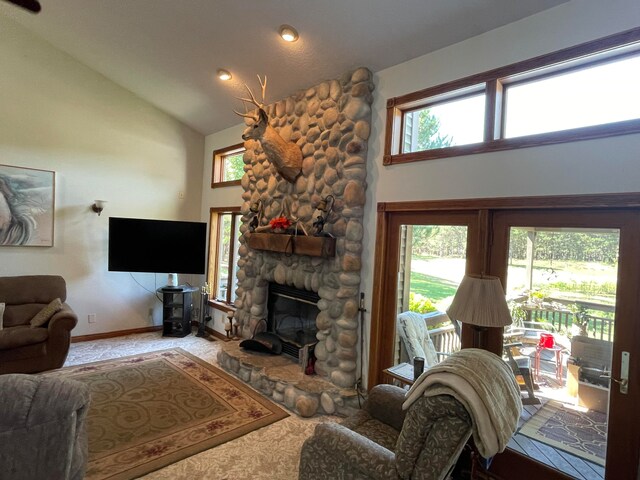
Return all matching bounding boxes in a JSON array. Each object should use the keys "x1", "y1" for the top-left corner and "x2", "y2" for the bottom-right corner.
[
  {"x1": 0, "y1": 275, "x2": 77, "y2": 374},
  {"x1": 298, "y1": 384, "x2": 473, "y2": 479}
]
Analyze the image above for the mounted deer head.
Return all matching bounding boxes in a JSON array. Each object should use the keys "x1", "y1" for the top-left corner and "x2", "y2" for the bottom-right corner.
[{"x1": 234, "y1": 75, "x2": 302, "y2": 183}]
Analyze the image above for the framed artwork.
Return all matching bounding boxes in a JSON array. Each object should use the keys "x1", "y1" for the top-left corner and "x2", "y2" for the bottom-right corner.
[{"x1": 0, "y1": 164, "x2": 55, "y2": 247}]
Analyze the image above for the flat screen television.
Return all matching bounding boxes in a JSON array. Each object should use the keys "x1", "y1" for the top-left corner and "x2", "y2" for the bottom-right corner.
[{"x1": 109, "y1": 217, "x2": 207, "y2": 287}]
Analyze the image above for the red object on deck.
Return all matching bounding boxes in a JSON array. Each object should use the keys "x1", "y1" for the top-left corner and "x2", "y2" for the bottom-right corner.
[{"x1": 539, "y1": 333, "x2": 555, "y2": 348}]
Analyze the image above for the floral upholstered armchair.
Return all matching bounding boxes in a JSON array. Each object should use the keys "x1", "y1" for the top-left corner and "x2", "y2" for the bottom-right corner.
[{"x1": 298, "y1": 384, "x2": 472, "y2": 480}]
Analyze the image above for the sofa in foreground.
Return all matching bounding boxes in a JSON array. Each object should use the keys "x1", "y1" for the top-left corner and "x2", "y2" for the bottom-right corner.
[
  {"x1": 0, "y1": 275, "x2": 78, "y2": 374},
  {"x1": 0, "y1": 374, "x2": 91, "y2": 480}
]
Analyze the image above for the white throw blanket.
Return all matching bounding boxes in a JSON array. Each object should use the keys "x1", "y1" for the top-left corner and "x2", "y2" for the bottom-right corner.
[{"x1": 402, "y1": 348, "x2": 522, "y2": 458}]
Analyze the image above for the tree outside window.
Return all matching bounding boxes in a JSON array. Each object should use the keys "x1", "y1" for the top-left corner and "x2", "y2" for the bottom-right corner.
[
  {"x1": 222, "y1": 151, "x2": 244, "y2": 182},
  {"x1": 211, "y1": 143, "x2": 245, "y2": 188}
]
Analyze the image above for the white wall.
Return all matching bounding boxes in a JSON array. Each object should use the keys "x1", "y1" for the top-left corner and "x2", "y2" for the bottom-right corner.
[
  {"x1": 199, "y1": 124, "x2": 245, "y2": 333},
  {"x1": 200, "y1": 124, "x2": 246, "y2": 216},
  {"x1": 359, "y1": 0, "x2": 640, "y2": 385},
  {"x1": 0, "y1": 16, "x2": 205, "y2": 336},
  {"x1": 201, "y1": 0, "x2": 640, "y2": 385}
]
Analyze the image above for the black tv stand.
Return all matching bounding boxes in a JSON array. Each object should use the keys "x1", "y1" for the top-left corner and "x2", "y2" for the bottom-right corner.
[
  {"x1": 157, "y1": 286, "x2": 197, "y2": 337},
  {"x1": 162, "y1": 285, "x2": 185, "y2": 292}
]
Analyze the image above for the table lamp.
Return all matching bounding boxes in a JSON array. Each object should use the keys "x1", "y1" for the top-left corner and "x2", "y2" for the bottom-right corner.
[{"x1": 446, "y1": 274, "x2": 512, "y2": 349}]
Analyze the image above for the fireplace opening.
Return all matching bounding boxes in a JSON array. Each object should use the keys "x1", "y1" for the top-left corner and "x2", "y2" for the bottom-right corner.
[{"x1": 267, "y1": 282, "x2": 319, "y2": 360}]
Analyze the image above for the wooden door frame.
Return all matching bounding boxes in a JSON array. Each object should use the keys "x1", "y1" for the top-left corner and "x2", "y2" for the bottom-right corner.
[
  {"x1": 369, "y1": 206, "x2": 486, "y2": 387},
  {"x1": 369, "y1": 192, "x2": 640, "y2": 479},
  {"x1": 369, "y1": 192, "x2": 640, "y2": 387}
]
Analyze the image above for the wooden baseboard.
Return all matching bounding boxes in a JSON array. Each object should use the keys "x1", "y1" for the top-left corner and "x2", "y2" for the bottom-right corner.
[
  {"x1": 71, "y1": 326, "x2": 162, "y2": 343},
  {"x1": 72, "y1": 323, "x2": 233, "y2": 344},
  {"x1": 190, "y1": 320, "x2": 231, "y2": 342},
  {"x1": 208, "y1": 327, "x2": 231, "y2": 342}
]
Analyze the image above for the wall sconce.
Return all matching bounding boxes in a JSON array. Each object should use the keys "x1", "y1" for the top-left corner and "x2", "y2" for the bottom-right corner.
[
  {"x1": 92, "y1": 200, "x2": 107, "y2": 216},
  {"x1": 312, "y1": 195, "x2": 334, "y2": 236}
]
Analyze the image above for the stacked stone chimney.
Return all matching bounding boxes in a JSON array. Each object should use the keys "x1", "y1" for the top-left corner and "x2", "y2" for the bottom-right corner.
[{"x1": 231, "y1": 67, "x2": 374, "y2": 389}]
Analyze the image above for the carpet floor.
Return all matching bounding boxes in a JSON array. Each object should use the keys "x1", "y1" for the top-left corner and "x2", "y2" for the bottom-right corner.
[
  {"x1": 64, "y1": 332, "x2": 339, "y2": 479},
  {"x1": 49, "y1": 348, "x2": 289, "y2": 479},
  {"x1": 519, "y1": 400, "x2": 607, "y2": 466}
]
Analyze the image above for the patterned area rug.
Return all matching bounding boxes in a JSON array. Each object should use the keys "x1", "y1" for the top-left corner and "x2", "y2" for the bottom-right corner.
[
  {"x1": 45, "y1": 348, "x2": 289, "y2": 480},
  {"x1": 519, "y1": 400, "x2": 606, "y2": 466}
]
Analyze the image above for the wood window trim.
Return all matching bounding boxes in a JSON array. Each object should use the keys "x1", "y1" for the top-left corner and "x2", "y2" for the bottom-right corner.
[
  {"x1": 207, "y1": 206, "x2": 242, "y2": 312},
  {"x1": 207, "y1": 298, "x2": 236, "y2": 314},
  {"x1": 369, "y1": 191, "x2": 640, "y2": 389},
  {"x1": 383, "y1": 26, "x2": 640, "y2": 165},
  {"x1": 211, "y1": 142, "x2": 244, "y2": 188}
]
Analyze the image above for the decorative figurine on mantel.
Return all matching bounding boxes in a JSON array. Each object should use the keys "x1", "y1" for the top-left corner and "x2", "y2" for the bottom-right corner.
[
  {"x1": 269, "y1": 216, "x2": 291, "y2": 234},
  {"x1": 312, "y1": 195, "x2": 335, "y2": 236},
  {"x1": 234, "y1": 75, "x2": 302, "y2": 183},
  {"x1": 248, "y1": 199, "x2": 263, "y2": 233},
  {"x1": 252, "y1": 198, "x2": 309, "y2": 236}
]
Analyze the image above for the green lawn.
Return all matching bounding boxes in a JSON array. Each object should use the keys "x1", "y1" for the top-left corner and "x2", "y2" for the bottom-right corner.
[{"x1": 408, "y1": 272, "x2": 458, "y2": 302}]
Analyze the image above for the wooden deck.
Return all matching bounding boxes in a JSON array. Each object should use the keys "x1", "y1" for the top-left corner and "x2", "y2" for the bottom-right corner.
[
  {"x1": 418, "y1": 327, "x2": 610, "y2": 479},
  {"x1": 510, "y1": 402, "x2": 605, "y2": 480},
  {"x1": 509, "y1": 349, "x2": 607, "y2": 480}
]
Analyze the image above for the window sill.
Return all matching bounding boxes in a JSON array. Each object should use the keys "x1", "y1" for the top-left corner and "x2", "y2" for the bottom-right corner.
[
  {"x1": 207, "y1": 299, "x2": 236, "y2": 314},
  {"x1": 210, "y1": 179, "x2": 242, "y2": 189}
]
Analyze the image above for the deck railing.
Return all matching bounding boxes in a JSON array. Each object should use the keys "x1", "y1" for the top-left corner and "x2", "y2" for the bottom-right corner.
[
  {"x1": 417, "y1": 296, "x2": 614, "y2": 365},
  {"x1": 428, "y1": 323, "x2": 460, "y2": 357},
  {"x1": 513, "y1": 297, "x2": 615, "y2": 342}
]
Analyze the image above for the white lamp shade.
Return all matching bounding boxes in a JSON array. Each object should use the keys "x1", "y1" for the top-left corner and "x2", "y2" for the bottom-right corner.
[{"x1": 446, "y1": 275, "x2": 512, "y2": 327}]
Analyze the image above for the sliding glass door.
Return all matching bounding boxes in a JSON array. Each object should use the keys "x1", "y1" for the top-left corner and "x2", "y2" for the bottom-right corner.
[
  {"x1": 369, "y1": 197, "x2": 640, "y2": 480},
  {"x1": 375, "y1": 211, "x2": 481, "y2": 373},
  {"x1": 488, "y1": 209, "x2": 639, "y2": 480}
]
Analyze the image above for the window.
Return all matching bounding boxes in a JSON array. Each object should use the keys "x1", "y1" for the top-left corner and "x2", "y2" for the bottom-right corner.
[
  {"x1": 402, "y1": 88, "x2": 485, "y2": 153},
  {"x1": 207, "y1": 207, "x2": 242, "y2": 310},
  {"x1": 384, "y1": 27, "x2": 640, "y2": 165},
  {"x1": 504, "y1": 54, "x2": 640, "y2": 138},
  {"x1": 211, "y1": 143, "x2": 245, "y2": 188}
]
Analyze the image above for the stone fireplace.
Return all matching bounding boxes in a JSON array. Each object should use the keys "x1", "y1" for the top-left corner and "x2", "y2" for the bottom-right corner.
[{"x1": 217, "y1": 67, "x2": 373, "y2": 416}]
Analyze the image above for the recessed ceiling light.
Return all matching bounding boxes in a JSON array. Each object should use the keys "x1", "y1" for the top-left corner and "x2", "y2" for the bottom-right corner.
[
  {"x1": 217, "y1": 69, "x2": 232, "y2": 81},
  {"x1": 279, "y1": 24, "x2": 299, "y2": 43}
]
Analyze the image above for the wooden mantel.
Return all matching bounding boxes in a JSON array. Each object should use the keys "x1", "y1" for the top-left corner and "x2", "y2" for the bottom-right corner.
[{"x1": 247, "y1": 233, "x2": 336, "y2": 258}]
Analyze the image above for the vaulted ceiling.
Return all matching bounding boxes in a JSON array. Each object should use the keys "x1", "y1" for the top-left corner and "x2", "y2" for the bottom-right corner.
[{"x1": 1, "y1": 0, "x2": 567, "y2": 134}]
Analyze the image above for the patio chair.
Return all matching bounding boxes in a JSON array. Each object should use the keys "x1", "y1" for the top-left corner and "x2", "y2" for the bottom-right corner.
[
  {"x1": 396, "y1": 311, "x2": 440, "y2": 367},
  {"x1": 398, "y1": 311, "x2": 539, "y2": 405},
  {"x1": 503, "y1": 342, "x2": 540, "y2": 405}
]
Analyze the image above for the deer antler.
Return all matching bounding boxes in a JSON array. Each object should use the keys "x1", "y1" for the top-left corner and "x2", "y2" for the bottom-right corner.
[
  {"x1": 257, "y1": 74, "x2": 267, "y2": 104},
  {"x1": 237, "y1": 83, "x2": 263, "y2": 108},
  {"x1": 233, "y1": 75, "x2": 267, "y2": 117},
  {"x1": 233, "y1": 100, "x2": 259, "y2": 121}
]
